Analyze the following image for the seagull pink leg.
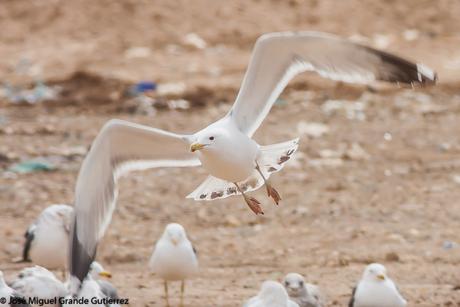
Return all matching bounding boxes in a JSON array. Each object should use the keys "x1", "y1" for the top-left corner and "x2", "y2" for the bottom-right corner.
[
  {"x1": 234, "y1": 183, "x2": 264, "y2": 215},
  {"x1": 255, "y1": 162, "x2": 282, "y2": 205}
]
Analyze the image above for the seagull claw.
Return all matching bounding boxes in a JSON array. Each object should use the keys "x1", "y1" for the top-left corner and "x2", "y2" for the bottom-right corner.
[
  {"x1": 246, "y1": 197, "x2": 264, "y2": 215},
  {"x1": 266, "y1": 185, "x2": 281, "y2": 205}
]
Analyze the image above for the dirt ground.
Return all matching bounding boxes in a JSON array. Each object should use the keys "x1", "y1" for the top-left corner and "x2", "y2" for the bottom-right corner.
[{"x1": 1, "y1": 0, "x2": 460, "y2": 306}]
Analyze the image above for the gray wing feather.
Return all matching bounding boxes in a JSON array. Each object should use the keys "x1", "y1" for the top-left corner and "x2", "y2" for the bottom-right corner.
[
  {"x1": 229, "y1": 31, "x2": 436, "y2": 136},
  {"x1": 70, "y1": 119, "x2": 200, "y2": 288}
]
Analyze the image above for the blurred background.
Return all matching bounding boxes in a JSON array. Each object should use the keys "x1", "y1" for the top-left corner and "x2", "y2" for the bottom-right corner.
[{"x1": 1, "y1": 0, "x2": 460, "y2": 306}]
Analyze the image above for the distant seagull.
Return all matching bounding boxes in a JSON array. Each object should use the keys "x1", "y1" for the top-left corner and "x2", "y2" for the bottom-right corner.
[
  {"x1": 283, "y1": 273, "x2": 325, "y2": 307},
  {"x1": 11, "y1": 266, "x2": 67, "y2": 307},
  {"x1": 349, "y1": 263, "x2": 407, "y2": 307},
  {"x1": 0, "y1": 271, "x2": 30, "y2": 307},
  {"x1": 244, "y1": 280, "x2": 299, "y2": 307},
  {"x1": 69, "y1": 31, "x2": 437, "y2": 289},
  {"x1": 21, "y1": 204, "x2": 73, "y2": 276},
  {"x1": 149, "y1": 223, "x2": 198, "y2": 307}
]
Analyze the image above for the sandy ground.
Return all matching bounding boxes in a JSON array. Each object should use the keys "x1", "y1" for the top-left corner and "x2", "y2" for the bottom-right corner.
[{"x1": 1, "y1": 1, "x2": 460, "y2": 306}]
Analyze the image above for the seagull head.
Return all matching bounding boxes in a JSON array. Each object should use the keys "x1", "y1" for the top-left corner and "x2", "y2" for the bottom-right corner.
[
  {"x1": 189, "y1": 124, "x2": 229, "y2": 153},
  {"x1": 363, "y1": 263, "x2": 387, "y2": 282},
  {"x1": 163, "y1": 223, "x2": 187, "y2": 246},
  {"x1": 283, "y1": 273, "x2": 307, "y2": 297},
  {"x1": 90, "y1": 261, "x2": 112, "y2": 279}
]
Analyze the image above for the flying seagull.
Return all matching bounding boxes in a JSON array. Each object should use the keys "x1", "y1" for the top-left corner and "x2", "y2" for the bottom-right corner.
[
  {"x1": 149, "y1": 223, "x2": 198, "y2": 307},
  {"x1": 244, "y1": 280, "x2": 299, "y2": 307},
  {"x1": 283, "y1": 273, "x2": 325, "y2": 307},
  {"x1": 69, "y1": 31, "x2": 436, "y2": 290},
  {"x1": 21, "y1": 204, "x2": 73, "y2": 277},
  {"x1": 349, "y1": 263, "x2": 407, "y2": 307}
]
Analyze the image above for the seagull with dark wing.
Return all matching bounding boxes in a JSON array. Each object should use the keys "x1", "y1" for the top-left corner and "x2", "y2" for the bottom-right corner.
[
  {"x1": 68, "y1": 31, "x2": 436, "y2": 292},
  {"x1": 21, "y1": 204, "x2": 73, "y2": 277},
  {"x1": 349, "y1": 263, "x2": 407, "y2": 307}
]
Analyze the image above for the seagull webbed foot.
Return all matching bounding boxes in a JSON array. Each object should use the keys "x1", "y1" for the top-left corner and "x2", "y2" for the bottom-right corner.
[{"x1": 266, "y1": 185, "x2": 281, "y2": 205}]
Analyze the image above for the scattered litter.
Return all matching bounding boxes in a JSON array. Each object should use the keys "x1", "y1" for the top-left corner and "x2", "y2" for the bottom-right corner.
[
  {"x1": 183, "y1": 33, "x2": 207, "y2": 49},
  {"x1": 9, "y1": 159, "x2": 55, "y2": 174},
  {"x1": 296, "y1": 121, "x2": 329, "y2": 138},
  {"x1": 157, "y1": 82, "x2": 186, "y2": 96},
  {"x1": 1, "y1": 82, "x2": 60, "y2": 104},
  {"x1": 443, "y1": 240, "x2": 458, "y2": 250},
  {"x1": 124, "y1": 46, "x2": 152, "y2": 59},
  {"x1": 129, "y1": 81, "x2": 157, "y2": 96}
]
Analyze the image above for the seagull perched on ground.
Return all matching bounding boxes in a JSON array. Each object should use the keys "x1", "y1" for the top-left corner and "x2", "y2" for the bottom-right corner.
[
  {"x1": 244, "y1": 280, "x2": 299, "y2": 307},
  {"x1": 149, "y1": 223, "x2": 198, "y2": 307},
  {"x1": 21, "y1": 204, "x2": 73, "y2": 276},
  {"x1": 0, "y1": 271, "x2": 30, "y2": 307},
  {"x1": 349, "y1": 263, "x2": 407, "y2": 307},
  {"x1": 69, "y1": 31, "x2": 437, "y2": 290},
  {"x1": 88, "y1": 262, "x2": 119, "y2": 304},
  {"x1": 283, "y1": 273, "x2": 325, "y2": 307},
  {"x1": 11, "y1": 266, "x2": 67, "y2": 307}
]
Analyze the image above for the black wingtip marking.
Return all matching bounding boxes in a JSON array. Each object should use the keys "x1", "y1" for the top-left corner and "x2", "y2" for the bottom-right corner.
[
  {"x1": 70, "y1": 219, "x2": 97, "y2": 285},
  {"x1": 365, "y1": 46, "x2": 437, "y2": 86},
  {"x1": 348, "y1": 286, "x2": 357, "y2": 307},
  {"x1": 22, "y1": 229, "x2": 34, "y2": 262}
]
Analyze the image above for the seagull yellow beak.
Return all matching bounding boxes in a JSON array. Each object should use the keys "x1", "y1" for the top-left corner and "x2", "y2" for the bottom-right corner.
[
  {"x1": 99, "y1": 271, "x2": 112, "y2": 278},
  {"x1": 190, "y1": 142, "x2": 205, "y2": 152},
  {"x1": 377, "y1": 274, "x2": 385, "y2": 280}
]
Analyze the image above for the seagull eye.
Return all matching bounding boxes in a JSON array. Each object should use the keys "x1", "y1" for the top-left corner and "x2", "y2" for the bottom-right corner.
[
  {"x1": 285, "y1": 281, "x2": 290, "y2": 286},
  {"x1": 209, "y1": 136, "x2": 215, "y2": 141},
  {"x1": 299, "y1": 281, "x2": 304, "y2": 287}
]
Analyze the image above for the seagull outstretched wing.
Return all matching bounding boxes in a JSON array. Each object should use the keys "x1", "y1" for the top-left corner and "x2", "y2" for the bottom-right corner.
[
  {"x1": 70, "y1": 119, "x2": 199, "y2": 289},
  {"x1": 229, "y1": 31, "x2": 436, "y2": 136}
]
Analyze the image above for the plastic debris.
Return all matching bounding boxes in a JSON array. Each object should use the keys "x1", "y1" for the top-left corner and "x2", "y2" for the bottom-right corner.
[
  {"x1": 443, "y1": 241, "x2": 458, "y2": 250},
  {"x1": 9, "y1": 159, "x2": 55, "y2": 174},
  {"x1": 128, "y1": 81, "x2": 157, "y2": 96},
  {"x1": 183, "y1": 33, "x2": 207, "y2": 49},
  {"x1": 1, "y1": 81, "x2": 59, "y2": 104}
]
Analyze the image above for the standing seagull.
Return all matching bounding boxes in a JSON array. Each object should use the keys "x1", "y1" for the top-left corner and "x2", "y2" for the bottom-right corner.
[
  {"x1": 22, "y1": 204, "x2": 73, "y2": 276},
  {"x1": 283, "y1": 273, "x2": 325, "y2": 307},
  {"x1": 244, "y1": 280, "x2": 299, "y2": 307},
  {"x1": 0, "y1": 271, "x2": 30, "y2": 307},
  {"x1": 69, "y1": 31, "x2": 437, "y2": 290},
  {"x1": 349, "y1": 263, "x2": 407, "y2": 307},
  {"x1": 149, "y1": 223, "x2": 198, "y2": 307}
]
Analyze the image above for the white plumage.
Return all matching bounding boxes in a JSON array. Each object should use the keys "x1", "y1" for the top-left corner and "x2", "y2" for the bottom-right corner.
[
  {"x1": 68, "y1": 31, "x2": 436, "y2": 289},
  {"x1": 23, "y1": 204, "x2": 73, "y2": 272},
  {"x1": 149, "y1": 223, "x2": 198, "y2": 307},
  {"x1": 244, "y1": 280, "x2": 299, "y2": 307},
  {"x1": 283, "y1": 273, "x2": 325, "y2": 307},
  {"x1": 0, "y1": 271, "x2": 29, "y2": 307},
  {"x1": 349, "y1": 263, "x2": 407, "y2": 307},
  {"x1": 11, "y1": 266, "x2": 67, "y2": 307}
]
